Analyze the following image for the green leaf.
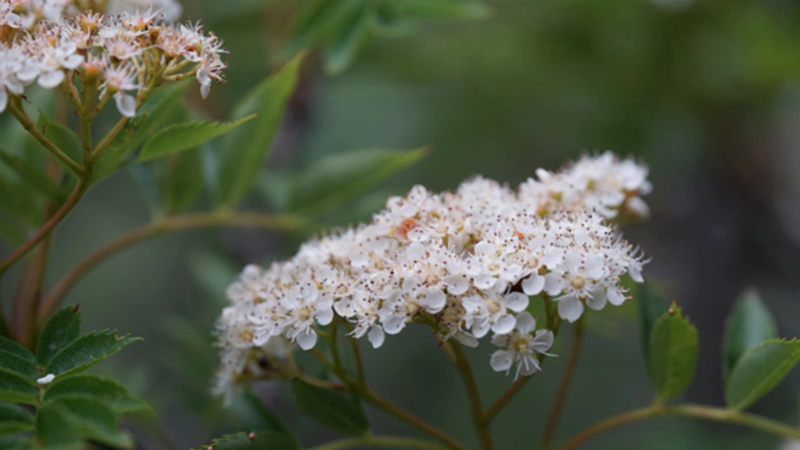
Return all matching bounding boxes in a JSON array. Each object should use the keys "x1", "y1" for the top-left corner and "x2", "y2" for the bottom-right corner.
[
  {"x1": 0, "y1": 367, "x2": 38, "y2": 405},
  {"x1": 35, "y1": 404, "x2": 81, "y2": 450},
  {"x1": 0, "y1": 149, "x2": 65, "y2": 201},
  {"x1": 324, "y1": 6, "x2": 371, "y2": 75},
  {"x1": 0, "y1": 218, "x2": 25, "y2": 246},
  {"x1": 0, "y1": 336, "x2": 36, "y2": 364},
  {"x1": 0, "y1": 403, "x2": 33, "y2": 438},
  {"x1": 203, "y1": 430, "x2": 299, "y2": 450},
  {"x1": 48, "y1": 397, "x2": 134, "y2": 448},
  {"x1": 726, "y1": 339, "x2": 800, "y2": 410},
  {"x1": 138, "y1": 116, "x2": 255, "y2": 162},
  {"x1": 95, "y1": 80, "x2": 192, "y2": 180},
  {"x1": 218, "y1": 54, "x2": 304, "y2": 207},
  {"x1": 282, "y1": 0, "x2": 362, "y2": 58},
  {"x1": 234, "y1": 391, "x2": 293, "y2": 435},
  {"x1": 44, "y1": 374, "x2": 151, "y2": 413},
  {"x1": 638, "y1": 284, "x2": 669, "y2": 380},
  {"x1": 648, "y1": 303, "x2": 698, "y2": 403},
  {"x1": 722, "y1": 287, "x2": 778, "y2": 381},
  {"x1": 291, "y1": 379, "x2": 368, "y2": 436},
  {"x1": 127, "y1": 164, "x2": 163, "y2": 217},
  {"x1": 270, "y1": 147, "x2": 428, "y2": 214},
  {"x1": 392, "y1": 0, "x2": 489, "y2": 20},
  {"x1": 44, "y1": 331, "x2": 141, "y2": 377},
  {"x1": 36, "y1": 306, "x2": 81, "y2": 367},
  {"x1": 37, "y1": 113, "x2": 82, "y2": 169},
  {"x1": 156, "y1": 147, "x2": 204, "y2": 215},
  {"x1": 0, "y1": 172, "x2": 43, "y2": 226},
  {"x1": 0, "y1": 350, "x2": 39, "y2": 380}
]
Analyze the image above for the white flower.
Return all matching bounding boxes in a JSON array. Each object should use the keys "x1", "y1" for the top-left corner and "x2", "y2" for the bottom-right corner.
[
  {"x1": 282, "y1": 282, "x2": 334, "y2": 350},
  {"x1": 462, "y1": 287, "x2": 529, "y2": 338},
  {"x1": 490, "y1": 312, "x2": 555, "y2": 380}
]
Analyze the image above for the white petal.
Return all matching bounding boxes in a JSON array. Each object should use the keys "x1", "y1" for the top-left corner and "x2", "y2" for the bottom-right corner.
[
  {"x1": 584, "y1": 255, "x2": 605, "y2": 279},
  {"x1": 490, "y1": 350, "x2": 514, "y2": 373},
  {"x1": 542, "y1": 248, "x2": 564, "y2": 269},
  {"x1": 295, "y1": 328, "x2": 317, "y2": 350},
  {"x1": 544, "y1": 272, "x2": 566, "y2": 296},
  {"x1": 504, "y1": 292, "x2": 529, "y2": 312},
  {"x1": 114, "y1": 92, "x2": 136, "y2": 117},
  {"x1": 557, "y1": 296, "x2": 584, "y2": 323},
  {"x1": 0, "y1": 89, "x2": 7, "y2": 114},
  {"x1": 585, "y1": 286, "x2": 607, "y2": 311},
  {"x1": 514, "y1": 311, "x2": 536, "y2": 335},
  {"x1": 382, "y1": 315, "x2": 406, "y2": 335},
  {"x1": 607, "y1": 286, "x2": 626, "y2": 306},
  {"x1": 492, "y1": 314, "x2": 516, "y2": 335},
  {"x1": 200, "y1": 80, "x2": 211, "y2": 99},
  {"x1": 532, "y1": 329, "x2": 555, "y2": 353},
  {"x1": 420, "y1": 289, "x2": 446, "y2": 313},
  {"x1": 402, "y1": 276, "x2": 421, "y2": 293},
  {"x1": 368, "y1": 326, "x2": 385, "y2": 348},
  {"x1": 315, "y1": 305, "x2": 333, "y2": 326},
  {"x1": 472, "y1": 319, "x2": 491, "y2": 338},
  {"x1": 522, "y1": 274, "x2": 545, "y2": 296},
  {"x1": 62, "y1": 54, "x2": 84, "y2": 70},
  {"x1": 444, "y1": 274, "x2": 469, "y2": 295},
  {"x1": 475, "y1": 241, "x2": 495, "y2": 256},
  {"x1": 38, "y1": 70, "x2": 65, "y2": 89},
  {"x1": 517, "y1": 354, "x2": 541, "y2": 377},
  {"x1": 491, "y1": 332, "x2": 509, "y2": 347},
  {"x1": 37, "y1": 373, "x2": 56, "y2": 385},
  {"x1": 455, "y1": 332, "x2": 479, "y2": 348},
  {"x1": 629, "y1": 263, "x2": 644, "y2": 283},
  {"x1": 473, "y1": 275, "x2": 496, "y2": 290},
  {"x1": 334, "y1": 300, "x2": 354, "y2": 318}
]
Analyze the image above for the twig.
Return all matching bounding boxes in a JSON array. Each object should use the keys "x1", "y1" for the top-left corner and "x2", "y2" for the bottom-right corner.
[{"x1": 559, "y1": 404, "x2": 800, "y2": 450}]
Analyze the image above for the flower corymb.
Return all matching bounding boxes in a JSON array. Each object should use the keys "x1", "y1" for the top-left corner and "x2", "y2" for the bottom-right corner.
[
  {"x1": 0, "y1": 0, "x2": 225, "y2": 116},
  {"x1": 214, "y1": 152, "x2": 651, "y2": 400}
]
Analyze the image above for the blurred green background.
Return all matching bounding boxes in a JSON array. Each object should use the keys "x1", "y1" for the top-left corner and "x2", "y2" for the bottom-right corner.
[{"x1": 6, "y1": 0, "x2": 800, "y2": 448}]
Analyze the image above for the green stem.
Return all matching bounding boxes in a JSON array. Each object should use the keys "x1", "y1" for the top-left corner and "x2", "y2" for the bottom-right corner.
[
  {"x1": 540, "y1": 318, "x2": 585, "y2": 450},
  {"x1": 308, "y1": 434, "x2": 447, "y2": 450},
  {"x1": 90, "y1": 115, "x2": 129, "y2": 162},
  {"x1": 37, "y1": 211, "x2": 306, "y2": 323},
  {"x1": 559, "y1": 404, "x2": 800, "y2": 450},
  {"x1": 360, "y1": 387, "x2": 469, "y2": 450},
  {"x1": 347, "y1": 328, "x2": 366, "y2": 390},
  {"x1": 446, "y1": 341, "x2": 495, "y2": 450},
  {"x1": 7, "y1": 98, "x2": 84, "y2": 176},
  {"x1": 329, "y1": 316, "x2": 344, "y2": 376},
  {"x1": 308, "y1": 341, "x2": 468, "y2": 450},
  {"x1": 0, "y1": 179, "x2": 89, "y2": 278}
]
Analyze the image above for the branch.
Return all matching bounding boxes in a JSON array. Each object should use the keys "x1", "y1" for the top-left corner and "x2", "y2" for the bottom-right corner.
[
  {"x1": 540, "y1": 318, "x2": 585, "y2": 450},
  {"x1": 7, "y1": 98, "x2": 84, "y2": 176},
  {"x1": 308, "y1": 340, "x2": 468, "y2": 450},
  {"x1": 360, "y1": 387, "x2": 469, "y2": 450},
  {"x1": 559, "y1": 404, "x2": 800, "y2": 450},
  {"x1": 0, "y1": 179, "x2": 89, "y2": 277},
  {"x1": 37, "y1": 211, "x2": 307, "y2": 322},
  {"x1": 308, "y1": 434, "x2": 448, "y2": 450},
  {"x1": 446, "y1": 341, "x2": 495, "y2": 450}
]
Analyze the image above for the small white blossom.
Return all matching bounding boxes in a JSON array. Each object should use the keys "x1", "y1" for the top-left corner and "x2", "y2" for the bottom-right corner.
[{"x1": 490, "y1": 312, "x2": 555, "y2": 380}]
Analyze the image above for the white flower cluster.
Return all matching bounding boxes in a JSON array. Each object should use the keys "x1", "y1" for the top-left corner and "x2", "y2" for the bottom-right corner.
[
  {"x1": 214, "y1": 152, "x2": 650, "y2": 398},
  {"x1": 0, "y1": 3, "x2": 224, "y2": 116},
  {"x1": 1, "y1": 0, "x2": 182, "y2": 28}
]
